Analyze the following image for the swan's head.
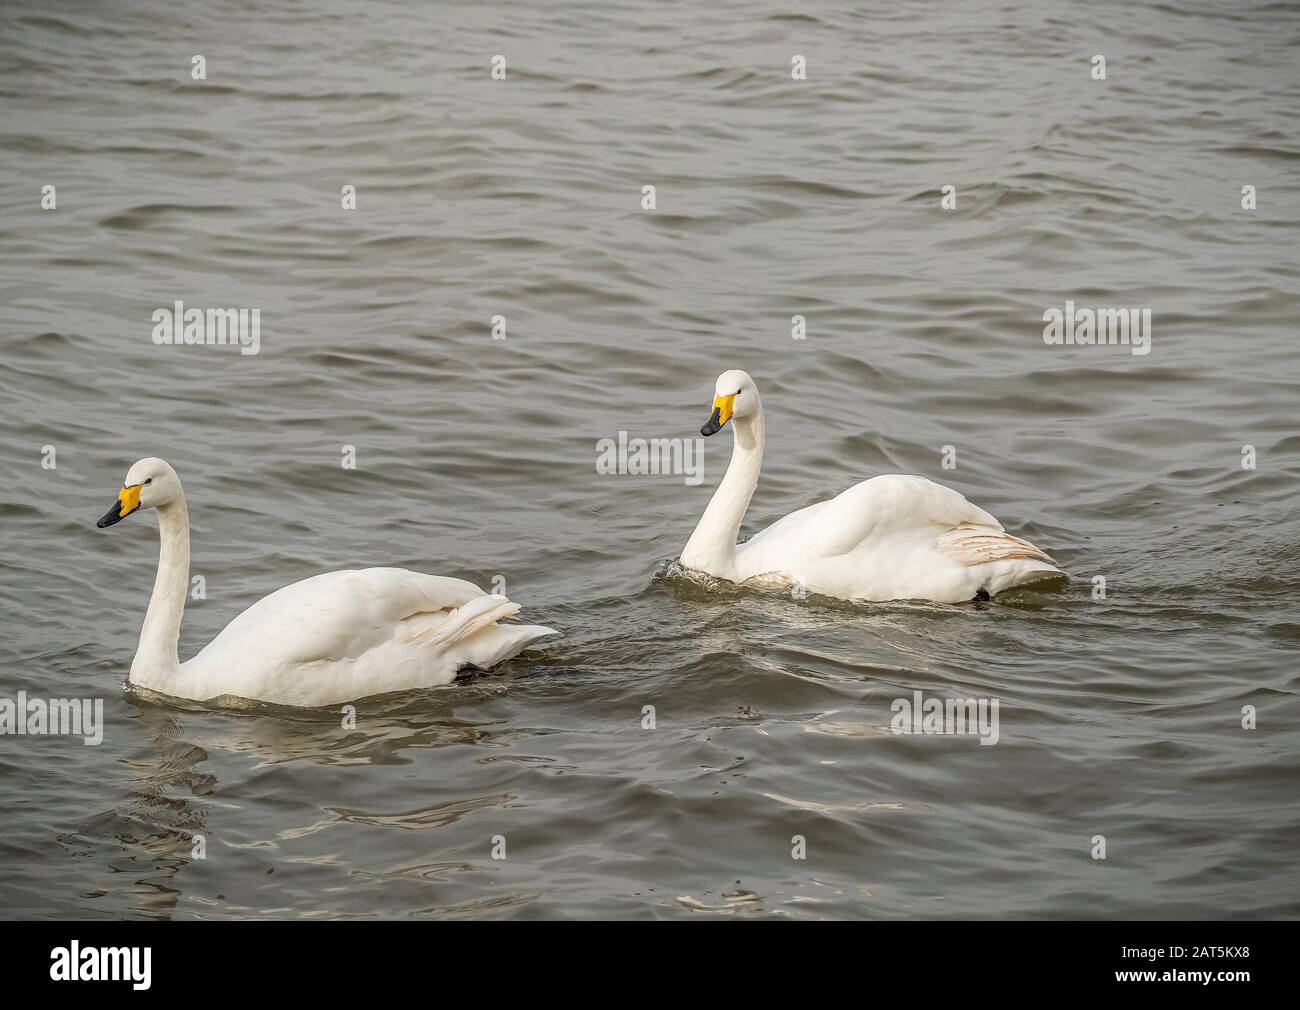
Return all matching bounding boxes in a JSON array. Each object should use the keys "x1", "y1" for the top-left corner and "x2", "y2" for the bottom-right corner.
[
  {"x1": 96, "y1": 457, "x2": 182, "y2": 528},
  {"x1": 700, "y1": 369, "x2": 758, "y2": 436}
]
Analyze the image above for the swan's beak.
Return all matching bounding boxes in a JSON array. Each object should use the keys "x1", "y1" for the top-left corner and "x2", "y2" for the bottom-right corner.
[
  {"x1": 700, "y1": 394, "x2": 735, "y2": 436},
  {"x1": 96, "y1": 484, "x2": 142, "y2": 528}
]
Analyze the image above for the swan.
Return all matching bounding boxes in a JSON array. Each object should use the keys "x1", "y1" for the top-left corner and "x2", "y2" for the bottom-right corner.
[
  {"x1": 680, "y1": 370, "x2": 1066, "y2": 604},
  {"x1": 95, "y1": 457, "x2": 557, "y2": 707}
]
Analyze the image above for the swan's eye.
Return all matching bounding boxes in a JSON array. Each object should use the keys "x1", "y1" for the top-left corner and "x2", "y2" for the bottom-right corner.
[{"x1": 144, "y1": 478, "x2": 153, "y2": 485}]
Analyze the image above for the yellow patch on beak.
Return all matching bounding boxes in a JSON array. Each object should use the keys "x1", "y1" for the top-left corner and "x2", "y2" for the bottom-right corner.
[
  {"x1": 712, "y1": 394, "x2": 735, "y2": 426},
  {"x1": 117, "y1": 484, "x2": 142, "y2": 517}
]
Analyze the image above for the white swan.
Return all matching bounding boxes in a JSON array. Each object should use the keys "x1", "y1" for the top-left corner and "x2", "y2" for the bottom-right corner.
[
  {"x1": 95, "y1": 457, "x2": 557, "y2": 707},
  {"x1": 680, "y1": 370, "x2": 1066, "y2": 603}
]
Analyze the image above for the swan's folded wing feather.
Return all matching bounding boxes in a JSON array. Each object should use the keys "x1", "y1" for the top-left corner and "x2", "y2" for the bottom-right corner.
[
  {"x1": 771, "y1": 475, "x2": 999, "y2": 549},
  {"x1": 188, "y1": 567, "x2": 485, "y2": 671},
  {"x1": 851, "y1": 475, "x2": 1003, "y2": 533},
  {"x1": 935, "y1": 523, "x2": 1058, "y2": 566},
  {"x1": 353, "y1": 567, "x2": 486, "y2": 618},
  {"x1": 741, "y1": 474, "x2": 1004, "y2": 569}
]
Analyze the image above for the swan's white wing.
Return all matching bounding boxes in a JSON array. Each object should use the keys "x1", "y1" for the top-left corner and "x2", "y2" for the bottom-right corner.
[
  {"x1": 181, "y1": 568, "x2": 488, "y2": 701},
  {"x1": 736, "y1": 475, "x2": 1060, "y2": 601},
  {"x1": 742, "y1": 474, "x2": 998, "y2": 561},
  {"x1": 842, "y1": 474, "x2": 1002, "y2": 533},
  {"x1": 201, "y1": 567, "x2": 482, "y2": 662}
]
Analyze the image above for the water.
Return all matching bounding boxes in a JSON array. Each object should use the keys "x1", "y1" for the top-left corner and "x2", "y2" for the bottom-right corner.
[{"x1": 2, "y1": 0, "x2": 1298, "y2": 919}]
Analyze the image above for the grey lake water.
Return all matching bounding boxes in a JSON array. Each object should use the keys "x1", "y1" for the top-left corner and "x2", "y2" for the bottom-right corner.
[{"x1": 1, "y1": 0, "x2": 1298, "y2": 919}]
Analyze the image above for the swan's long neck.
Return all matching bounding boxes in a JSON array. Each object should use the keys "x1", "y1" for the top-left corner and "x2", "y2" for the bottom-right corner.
[
  {"x1": 681, "y1": 398, "x2": 765, "y2": 577},
  {"x1": 130, "y1": 496, "x2": 190, "y2": 688}
]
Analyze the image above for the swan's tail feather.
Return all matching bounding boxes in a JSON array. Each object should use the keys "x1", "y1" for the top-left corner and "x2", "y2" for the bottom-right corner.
[{"x1": 460, "y1": 622, "x2": 558, "y2": 669}]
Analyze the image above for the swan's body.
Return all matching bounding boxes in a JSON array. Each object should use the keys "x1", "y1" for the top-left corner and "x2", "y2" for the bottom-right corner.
[
  {"x1": 681, "y1": 371, "x2": 1065, "y2": 604},
  {"x1": 97, "y1": 458, "x2": 556, "y2": 707}
]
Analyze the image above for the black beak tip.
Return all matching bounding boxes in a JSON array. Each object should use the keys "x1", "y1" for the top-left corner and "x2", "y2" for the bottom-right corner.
[
  {"x1": 97, "y1": 504, "x2": 125, "y2": 528},
  {"x1": 700, "y1": 408, "x2": 722, "y2": 437}
]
